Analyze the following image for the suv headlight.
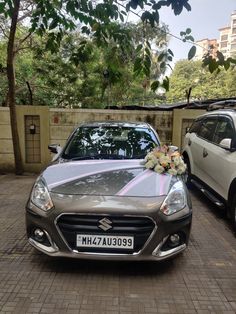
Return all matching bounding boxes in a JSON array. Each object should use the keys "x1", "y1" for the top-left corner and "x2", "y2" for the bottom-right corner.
[
  {"x1": 160, "y1": 181, "x2": 186, "y2": 215},
  {"x1": 31, "y1": 177, "x2": 54, "y2": 211}
]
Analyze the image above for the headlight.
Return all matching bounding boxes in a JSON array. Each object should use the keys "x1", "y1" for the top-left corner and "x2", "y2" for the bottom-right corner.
[
  {"x1": 31, "y1": 177, "x2": 54, "y2": 211},
  {"x1": 160, "y1": 181, "x2": 186, "y2": 215}
]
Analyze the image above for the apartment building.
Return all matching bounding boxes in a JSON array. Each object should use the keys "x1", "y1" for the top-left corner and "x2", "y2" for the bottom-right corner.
[
  {"x1": 195, "y1": 38, "x2": 218, "y2": 60},
  {"x1": 195, "y1": 10, "x2": 236, "y2": 60}
]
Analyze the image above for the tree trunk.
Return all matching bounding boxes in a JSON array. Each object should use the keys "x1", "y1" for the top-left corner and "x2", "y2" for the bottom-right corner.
[
  {"x1": 7, "y1": 0, "x2": 23, "y2": 175},
  {"x1": 26, "y1": 81, "x2": 33, "y2": 105}
]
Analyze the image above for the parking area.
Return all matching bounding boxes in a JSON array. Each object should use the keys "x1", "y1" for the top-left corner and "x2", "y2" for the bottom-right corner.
[{"x1": 0, "y1": 174, "x2": 236, "y2": 314}]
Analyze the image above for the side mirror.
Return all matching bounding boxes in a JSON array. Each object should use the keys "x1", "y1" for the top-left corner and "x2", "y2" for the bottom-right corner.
[
  {"x1": 48, "y1": 144, "x2": 61, "y2": 154},
  {"x1": 186, "y1": 127, "x2": 190, "y2": 134},
  {"x1": 219, "y1": 138, "x2": 231, "y2": 150},
  {"x1": 169, "y1": 145, "x2": 179, "y2": 152}
]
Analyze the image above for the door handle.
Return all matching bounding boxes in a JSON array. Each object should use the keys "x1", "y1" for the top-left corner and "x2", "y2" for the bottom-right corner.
[{"x1": 203, "y1": 148, "x2": 208, "y2": 158}]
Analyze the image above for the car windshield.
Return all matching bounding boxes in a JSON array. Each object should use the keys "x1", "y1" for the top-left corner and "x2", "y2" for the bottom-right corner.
[{"x1": 62, "y1": 125, "x2": 159, "y2": 160}]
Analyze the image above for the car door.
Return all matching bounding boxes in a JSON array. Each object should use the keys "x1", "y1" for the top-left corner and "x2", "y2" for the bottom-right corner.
[
  {"x1": 199, "y1": 115, "x2": 236, "y2": 200},
  {"x1": 186, "y1": 116, "x2": 218, "y2": 182}
]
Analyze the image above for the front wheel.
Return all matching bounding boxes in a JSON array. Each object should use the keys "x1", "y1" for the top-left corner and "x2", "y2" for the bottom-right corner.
[
  {"x1": 230, "y1": 194, "x2": 236, "y2": 232},
  {"x1": 183, "y1": 156, "x2": 192, "y2": 189}
]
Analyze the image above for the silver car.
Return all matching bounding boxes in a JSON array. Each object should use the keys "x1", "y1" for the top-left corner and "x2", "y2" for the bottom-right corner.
[{"x1": 26, "y1": 121, "x2": 192, "y2": 261}]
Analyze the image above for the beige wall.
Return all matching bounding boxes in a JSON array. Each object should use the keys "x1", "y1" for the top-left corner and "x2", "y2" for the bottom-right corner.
[
  {"x1": 0, "y1": 106, "x2": 51, "y2": 173},
  {"x1": 0, "y1": 108, "x2": 14, "y2": 171},
  {"x1": 0, "y1": 106, "x2": 205, "y2": 173},
  {"x1": 49, "y1": 108, "x2": 173, "y2": 147}
]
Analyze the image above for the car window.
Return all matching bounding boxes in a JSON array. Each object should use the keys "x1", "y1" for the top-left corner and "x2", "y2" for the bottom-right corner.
[
  {"x1": 62, "y1": 126, "x2": 159, "y2": 160},
  {"x1": 189, "y1": 119, "x2": 202, "y2": 134},
  {"x1": 212, "y1": 117, "x2": 235, "y2": 145},
  {"x1": 198, "y1": 117, "x2": 217, "y2": 142}
]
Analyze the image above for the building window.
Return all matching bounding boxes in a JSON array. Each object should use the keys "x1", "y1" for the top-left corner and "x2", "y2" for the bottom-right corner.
[
  {"x1": 221, "y1": 42, "x2": 227, "y2": 48},
  {"x1": 232, "y1": 28, "x2": 236, "y2": 34},
  {"x1": 231, "y1": 43, "x2": 236, "y2": 50},
  {"x1": 221, "y1": 34, "x2": 228, "y2": 41},
  {"x1": 233, "y1": 19, "x2": 236, "y2": 25}
]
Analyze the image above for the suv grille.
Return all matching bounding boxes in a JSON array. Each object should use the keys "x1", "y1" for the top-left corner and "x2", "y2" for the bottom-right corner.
[{"x1": 56, "y1": 214, "x2": 155, "y2": 254}]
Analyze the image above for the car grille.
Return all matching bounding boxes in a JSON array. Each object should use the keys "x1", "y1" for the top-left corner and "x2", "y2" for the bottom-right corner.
[{"x1": 56, "y1": 214, "x2": 155, "y2": 254}]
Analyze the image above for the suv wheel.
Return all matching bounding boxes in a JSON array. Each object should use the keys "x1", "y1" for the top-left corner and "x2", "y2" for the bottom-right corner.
[
  {"x1": 184, "y1": 156, "x2": 192, "y2": 188},
  {"x1": 230, "y1": 194, "x2": 236, "y2": 232}
]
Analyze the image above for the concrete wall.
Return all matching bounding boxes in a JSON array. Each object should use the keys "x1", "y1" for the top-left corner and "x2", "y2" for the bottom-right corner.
[
  {"x1": 0, "y1": 106, "x2": 51, "y2": 173},
  {"x1": 0, "y1": 106, "x2": 205, "y2": 173},
  {"x1": 0, "y1": 108, "x2": 14, "y2": 172}
]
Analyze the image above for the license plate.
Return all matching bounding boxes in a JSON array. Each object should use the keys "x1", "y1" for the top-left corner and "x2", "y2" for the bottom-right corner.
[{"x1": 76, "y1": 234, "x2": 134, "y2": 249}]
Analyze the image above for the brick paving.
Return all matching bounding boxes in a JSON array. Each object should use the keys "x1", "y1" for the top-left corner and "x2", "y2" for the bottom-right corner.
[{"x1": 0, "y1": 174, "x2": 235, "y2": 314}]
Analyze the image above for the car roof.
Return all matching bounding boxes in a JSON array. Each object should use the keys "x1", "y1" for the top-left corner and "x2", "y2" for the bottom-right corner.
[
  {"x1": 197, "y1": 109, "x2": 236, "y2": 124},
  {"x1": 79, "y1": 121, "x2": 152, "y2": 129}
]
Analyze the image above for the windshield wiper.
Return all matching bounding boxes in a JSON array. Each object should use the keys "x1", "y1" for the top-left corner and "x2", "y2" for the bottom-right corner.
[{"x1": 70, "y1": 154, "x2": 125, "y2": 161}]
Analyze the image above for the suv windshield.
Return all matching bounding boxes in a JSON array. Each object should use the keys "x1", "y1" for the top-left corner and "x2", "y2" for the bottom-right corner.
[{"x1": 62, "y1": 126, "x2": 159, "y2": 160}]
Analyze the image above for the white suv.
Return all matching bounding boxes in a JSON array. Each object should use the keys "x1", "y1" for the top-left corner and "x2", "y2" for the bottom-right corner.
[{"x1": 183, "y1": 108, "x2": 236, "y2": 231}]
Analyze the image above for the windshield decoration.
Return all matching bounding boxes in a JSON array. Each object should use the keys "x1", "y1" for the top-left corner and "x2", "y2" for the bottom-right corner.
[{"x1": 144, "y1": 146, "x2": 186, "y2": 176}]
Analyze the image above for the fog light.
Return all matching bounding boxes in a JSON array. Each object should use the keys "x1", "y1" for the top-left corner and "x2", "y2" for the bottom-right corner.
[
  {"x1": 169, "y1": 234, "x2": 180, "y2": 246},
  {"x1": 34, "y1": 228, "x2": 45, "y2": 242}
]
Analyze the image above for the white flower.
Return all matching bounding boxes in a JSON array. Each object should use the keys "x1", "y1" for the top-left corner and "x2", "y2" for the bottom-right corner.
[
  {"x1": 168, "y1": 168, "x2": 178, "y2": 176},
  {"x1": 154, "y1": 164, "x2": 165, "y2": 174},
  {"x1": 144, "y1": 152, "x2": 153, "y2": 162},
  {"x1": 145, "y1": 160, "x2": 155, "y2": 169},
  {"x1": 159, "y1": 155, "x2": 171, "y2": 168},
  {"x1": 173, "y1": 156, "x2": 180, "y2": 166},
  {"x1": 177, "y1": 164, "x2": 187, "y2": 174}
]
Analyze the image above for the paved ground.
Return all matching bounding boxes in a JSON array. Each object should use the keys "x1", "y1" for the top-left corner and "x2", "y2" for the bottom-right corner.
[{"x1": 0, "y1": 174, "x2": 236, "y2": 314}]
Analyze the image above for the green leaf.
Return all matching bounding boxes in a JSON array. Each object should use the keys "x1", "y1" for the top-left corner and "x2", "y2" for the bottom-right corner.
[
  {"x1": 0, "y1": 2, "x2": 5, "y2": 13},
  {"x1": 152, "y1": 11, "x2": 159, "y2": 23},
  {"x1": 229, "y1": 57, "x2": 236, "y2": 65},
  {"x1": 160, "y1": 61, "x2": 166, "y2": 69},
  {"x1": 186, "y1": 28, "x2": 191, "y2": 34},
  {"x1": 188, "y1": 46, "x2": 196, "y2": 60},
  {"x1": 49, "y1": 19, "x2": 58, "y2": 30},
  {"x1": 141, "y1": 12, "x2": 155, "y2": 27},
  {"x1": 158, "y1": 52, "x2": 165, "y2": 62},
  {"x1": 119, "y1": 13, "x2": 124, "y2": 22},
  {"x1": 162, "y1": 77, "x2": 169, "y2": 91},
  {"x1": 133, "y1": 57, "x2": 142, "y2": 73},
  {"x1": 145, "y1": 47, "x2": 151, "y2": 57},
  {"x1": 151, "y1": 80, "x2": 159, "y2": 92},
  {"x1": 184, "y1": 2, "x2": 191, "y2": 11},
  {"x1": 185, "y1": 35, "x2": 194, "y2": 42},
  {"x1": 224, "y1": 60, "x2": 230, "y2": 71},
  {"x1": 167, "y1": 49, "x2": 174, "y2": 57},
  {"x1": 136, "y1": 44, "x2": 143, "y2": 53},
  {"x1": 208, "y1": 59, "x2": 218, "y2": 73}
]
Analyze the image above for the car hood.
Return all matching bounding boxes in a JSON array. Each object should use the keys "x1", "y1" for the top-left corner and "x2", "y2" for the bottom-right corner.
[{"x1": 42, "y1": 160, "x2": 175, "y2": 197}]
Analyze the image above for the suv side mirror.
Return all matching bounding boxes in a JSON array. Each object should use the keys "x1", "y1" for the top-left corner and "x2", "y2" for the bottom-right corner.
[
  {"x1": 169, "y1": 145, "x2": 179, "y2": 152},
  {"x1": 219, "y1": 138, "x2": 232, "y2": 150},
  {"x1": 48, "y1": 144, "x2": 61, "y2": 154}
]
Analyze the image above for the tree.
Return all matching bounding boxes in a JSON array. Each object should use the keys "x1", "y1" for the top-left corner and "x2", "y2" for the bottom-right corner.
[
  {"x1": 6, "y1": 0, "x2": 24, "y2": 175},
  {"x1": 166, "y1": 59, "x2": 236, "y2": 103},
  {"x1": 14, "y1": 0, "x2": 236, "y2": 173}
]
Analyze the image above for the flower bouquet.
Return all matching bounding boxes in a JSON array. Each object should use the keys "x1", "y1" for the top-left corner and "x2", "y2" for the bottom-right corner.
[{"x1": 144, "y1": 145, "x2": 186, "y2": 175}]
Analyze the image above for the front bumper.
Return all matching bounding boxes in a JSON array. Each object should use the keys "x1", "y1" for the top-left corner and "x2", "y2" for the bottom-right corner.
[{"x1": 26, "y1": 205, "x2": 192, "y2": 261}]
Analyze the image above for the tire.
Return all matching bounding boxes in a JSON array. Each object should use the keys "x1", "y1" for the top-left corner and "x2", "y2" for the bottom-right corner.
[
  {"x1": 230, "y1": 194, "x2": 236, "y2": 232},
  {"x1": 183, "y1": 156, "x2": 193, "y2": 189}
]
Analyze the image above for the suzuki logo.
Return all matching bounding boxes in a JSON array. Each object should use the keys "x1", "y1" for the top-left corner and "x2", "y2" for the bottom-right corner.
[{"x1": 98, "y1": 218, "x2": 112, "y2": 231}]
